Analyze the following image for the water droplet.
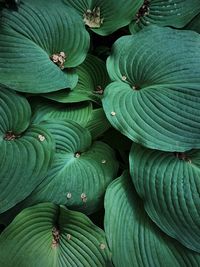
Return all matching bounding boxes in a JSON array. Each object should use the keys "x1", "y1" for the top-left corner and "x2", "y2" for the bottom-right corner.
[
  {"x1": 122, "y1": 75, "x2": 127, "y2": 81},
  {"x1": 101, "y1": 159, "x2": 106, "y2": 164},
  {"x1": 111, "y1": 111, "x2": 116, "y2": 116}
]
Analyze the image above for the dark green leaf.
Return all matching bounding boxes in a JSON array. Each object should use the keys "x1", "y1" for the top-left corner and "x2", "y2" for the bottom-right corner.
[
  {"x1": 43, "y1": 54, "x2": 110, "y2": 103},
  {"x1": 105, "y1": 171, "x2": 200, "y2": 267},
  {"x1": 0, "y1": 0, "x2": 89, "y2": 93},
  {"x1": 0, "y1": 86, "x2": 55, "y2": 213},
  {"x1": 129, "y1": 0, "x2": 200, "y2": 33},
  {"x1": 103, "y1": 26, "x2": 200, "y2": 151},
  {"x1": 0, "y1": 203, "x2": 113, "y2": 267},
  {"x1": 130, "y1": 143, "x2": 200, "y2": 252},
  {"x1": 63, "y1": 0, "x2": 143, "y2": 35}
]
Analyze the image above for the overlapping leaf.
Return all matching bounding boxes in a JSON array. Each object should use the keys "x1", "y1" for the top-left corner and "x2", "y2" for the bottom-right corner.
[
  {"x1": 0, "y1": 203, "x2": 113, "y2": 267},
  {"x1": 0, "y1": 0, "x2": 89, "y2": 93},
  {"x1": 63, "y1": 0, "x2": 142, "y2": 35},
  {"x1": 130, "y1": 143, "x2": 200, "y2": 252},
  {"x1": 31, "y1": 98, "x2": 93, "y2": 126},
  {"x1": 0, "y1": 86, "x2": 55, "y2": 213},
  {"x1": 105, "y1": 171, "x2": 200, "y2": 267},
  {"x1": 103, "y1": 26, "x2": 200, "y2": 151},
  {"x1": 43, "y1": 54, "x2": 110, "y2": 103},
  {"x1": 31, "y1": 98, "x2": 110, "y2": 139},
  {"x1": 185, "y1": 13, "x2": 200, "y2": 33},
  {"x1": 10, "y1": 120, "x2": 118, "y2": 215},
  {"x1": 129, "y1": 0, "x2": 200, "y2": 33}
]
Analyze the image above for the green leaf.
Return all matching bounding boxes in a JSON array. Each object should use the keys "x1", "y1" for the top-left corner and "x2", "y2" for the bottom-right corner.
[
  {"x1": 18, "y1": 120, "x2": 118, "y2": 215},
  {"x1": 129, "y1": 0, "x2": 200, "y2": 33},
  {"x1": 31, "y1": 98, "x2": 110, "y2": 139},
  {"x1": 185, "y1": 13, "x2": 200, "y2": 33},
  {"x1": 0, "y1": 0, "x2": 89, "y2": 93},
  {"x1": 0, "y1": 86, "x2": 55, "y2": 213},
  {"x1": 43, "y1": 54, "x2": 110, "y2": 103},
  {"x1": 0, "y1": 203, "x2": 113, "y2": 267},
  {"x1": 63, "y1": 0, "x2": 143, "y2": 36},
  {"x1": 104, "y1": 171, "x2": 200, "y2": 267},
  {"x1": 86, "y1": 108, "x2": 111, "y2": 139},
  {"x1": 103, "y1": 26, "x2": 200, "y2": 151},
  {"x1": 31, "y1": 98, "x2": 93, "y2": 126},
  {"x1": 130, "y1": 143, "x2": 200, "y2": 252}
]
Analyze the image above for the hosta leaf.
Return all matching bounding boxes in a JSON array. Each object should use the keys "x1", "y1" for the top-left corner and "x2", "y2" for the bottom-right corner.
[
  {"x1": 0, "y1": 86, "x2": 54, "y2": 213},
  {"x1": 0, "y1": 203, "x2": 113, "y2": 267},
  {"x1": 17, "y1": 120, "x2": 118, "y2": 215},
  {"x1": 31, "y1": 98, "x2": 93, "y2": 126},
  {"x1": 103, "y1": 26, "x2": 200, "y2": 151},
  {"x1": 102, "y1": 128, "x2": 132, "y2": 169},
  {"x1": 185, "y1": 13, "x2": 200, "y2": 33},
  {"x1": 0, "y1": 0, "x2": 89, "y2": 93},
  {"x1": 31, "y1": 98, "x2": 110, "y2": 139},
  {"x1": 105, "y1": 171, "x2": 200, "y2": 267},
  {"x1": 63, "y1": 0, "x2": 142, "y2": 36},
  {"x1": 129, "y1": 0, "x2": 200, "y2": 33},
  {"x1": 43, "y1": 54, "x2": 110, "y2": 103},
  {"x1": 86, "y1": 108, "x2": 110, "y2": 139},
  {"x1": 130, "y1": 143, "x2": 200, "y2": 252}
]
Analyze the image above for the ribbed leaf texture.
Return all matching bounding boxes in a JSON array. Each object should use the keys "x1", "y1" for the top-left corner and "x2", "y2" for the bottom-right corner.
[
  {"x1": 104, "y1": 171, "x2": 200, "y2": 267},
  {"x1": 63, "y1": 0, "x2": 142, "y2": 35},
  {"x1": 130, "y1": 143, "x2": 200, "y2": 252},
  {"x1": 103, "y1": 26, "x2": 200, "y2": 151},
  {"x1": 0, "y1": 203, "x2": 113, "y2": 267},
  {"x1": 0, "y1": 86, "x2": 55, "y2": 213},
  {"x1": 129, "y1": 0, "x2": 200, "y2": 33},
  {"x1": 43, "y1": 54, "x2": 110, "y2": 103},
  {"x1": 11, "y1": 120, "x2": 118, "y2": 215},
  {"x1": 31, "y1": 98, "x2": 110, "y2": 139},
  {"x1": 0, "y1": 0, "x2": 89, "y2": 93}
]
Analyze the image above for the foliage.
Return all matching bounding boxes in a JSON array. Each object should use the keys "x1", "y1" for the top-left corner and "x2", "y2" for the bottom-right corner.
[{"x1": 0, "y1": 0, "x2": 200, "y2": 266}]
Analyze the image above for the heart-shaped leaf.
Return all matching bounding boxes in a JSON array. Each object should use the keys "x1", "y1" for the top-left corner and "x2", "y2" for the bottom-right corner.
[
  {"x1": 130, "y1": 143, "x2": 200, "y2": 252},
  {"x1": 0, "y1": 203, "x2": 113, "y2": 267},
  {"x1": 129, "y1": 0, "x2": 200, "y2": 33},
  {"x1": 63, "y1": 0, "x2": 143, "y2": 35},
  {"x1": 0, "y1": 0, "x2": 89, "y2": 93},
  {"x1": 105, "y1": 171, "x2": 200, "y2": 267},
  {"x1": 43, "y1": 54, "x2": 110, "y2": 103},
  {"x1": 103, "y1": 26, "x2": 200, "y2": 151},
  {"x1": 0, "y1": 86, "x2": 55, "y2": 213},
  {"x1": 14, "y1": 120, "x2": 118, "y2": 215}
]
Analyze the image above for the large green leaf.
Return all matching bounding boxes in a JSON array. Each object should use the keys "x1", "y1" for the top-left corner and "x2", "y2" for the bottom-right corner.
[
  {"x1": 63, "y1": 0, "x2": 142, "y2": 36},
  {"x1": 0, "y1": 86, "x2": 55, "y2": 213},
  {"x1": 0, "y1": 0, "x2": 89, "y2": 93},
  {"x1": 185, "y1": 13, "x2": 200, "y2": 33},
  {"x1": 0, "y1": 203, "x2": 113, "y2": 267},
  {"x1": 130, "y1": 143, "x2": 200, "y2": 252},
  {"x1": 43, "y1": 54, "x2": 110, "y2": 103},
  {"x1": 31, "y1": 98, "x2": 110, "y2": 139},
  {"x1": 105, "y1": 171, "x2": 200, "y2": 267},
  {"x1": 85, "y1": 108, "x2": 111, "y2": 139},
  {"x1": 103, "y1": 26, "x2": 200, "y2": 151},
  {"x1": 12, "y1": 120, "x2": 118, "y2": 215},
  {"x1": 129, "y1": 0, "x2": 200, "y2": 33},
  {"x1": 31, "y1": 98, "x2": 93, "y2": 126}
]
